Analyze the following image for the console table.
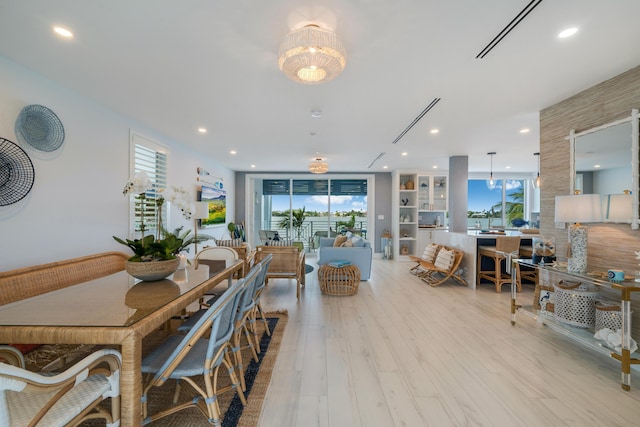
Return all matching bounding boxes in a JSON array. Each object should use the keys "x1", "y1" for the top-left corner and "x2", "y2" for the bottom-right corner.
[{"x1": 510, "y1": 260, "x2": 640, "y2": 390}]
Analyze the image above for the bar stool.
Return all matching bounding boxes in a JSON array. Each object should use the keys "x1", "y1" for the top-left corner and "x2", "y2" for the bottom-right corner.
[{"x1": 477, "y1": 236, "x2": 521, "y2": 292}]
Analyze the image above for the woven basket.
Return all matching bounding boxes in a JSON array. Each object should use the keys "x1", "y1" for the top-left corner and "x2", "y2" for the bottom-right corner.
[
  {"x1": 554, "y1": 280, "x2": 599, "y2": 328},
  {"x1": 318, "y1": 264, "x2": 360, "y2": 296},
  {"x1": 595, "y1": 300, "x2": 628, "y2": 332}
]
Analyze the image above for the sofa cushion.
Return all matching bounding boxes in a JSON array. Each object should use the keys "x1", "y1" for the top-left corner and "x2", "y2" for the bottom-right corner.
[
  {"x1": 334, "y1": 235, "x2": 348, "y2": 247},
  {"x1": 214, "y1": 238, "x2": 243, "y2": 247},
  {"x1": 434, "y1": 248, "x2": 455, "y2": 271},
  {"x1": 422, "y1": 244, "x2": 440, "y2": 263}
]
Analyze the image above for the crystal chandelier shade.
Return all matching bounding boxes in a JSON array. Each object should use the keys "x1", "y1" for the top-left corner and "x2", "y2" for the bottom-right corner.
[
  {"x1": 309, "y1": 158, "x2": 329, "y2": 174},
  {"x1": 278, "y1": 25, "x2": 347, "y2": 84}
]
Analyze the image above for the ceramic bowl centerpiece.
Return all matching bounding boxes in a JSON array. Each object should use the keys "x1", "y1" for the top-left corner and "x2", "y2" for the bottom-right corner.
[{"x1": 114, "y1": 234, "x2": 182, "y2": 281}]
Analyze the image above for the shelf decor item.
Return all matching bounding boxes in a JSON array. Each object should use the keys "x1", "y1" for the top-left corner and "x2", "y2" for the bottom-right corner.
[
  {"x1": 554, "y1": 280, "x2": 599, "y2": 328},
  {"x1": 15, "y1": 104, "x2": 65, "y2": 152},
  {"x1": 0, "y1": 138, "x2": 35, "y2": 206},
  {"x1": 595, "y1": 300, "x2": 625, "y2": 333}
]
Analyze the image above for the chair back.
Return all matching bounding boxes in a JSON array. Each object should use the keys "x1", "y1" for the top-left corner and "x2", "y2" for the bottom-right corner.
[
  {"x1": 254, "y1": 253, "x2": 273, "y2": 294},
  {"x1": 234, "y1": 263, "x2": 263, "y2": 324},
  {"x1": 496, "y1": 236, "x2": 521, "y2": 254},
  {"x1": 256, "y1": 246, "x2": 300, "y2": 274},
  {"x1": 149, "y1": 277, "x2": 246, "y2": 386},
  {"x1": 195, "y1": 247, "x2": 238, "y2": 270}
]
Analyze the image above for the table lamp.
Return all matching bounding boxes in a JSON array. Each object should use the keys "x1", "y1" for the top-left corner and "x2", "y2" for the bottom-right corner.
[
  {"x1": 605, "y1": 191, "x2": 632, "y2": 223},
  {"x1": 193, "y1": 201, "x2": 210, "y2": 254},
  {"x1": 555, "y1": 193, "x2": 603, "y2": 273}
]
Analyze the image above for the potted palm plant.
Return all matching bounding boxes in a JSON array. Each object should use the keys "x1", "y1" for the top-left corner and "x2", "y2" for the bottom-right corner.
[{"x1": 278, "y1": 206, "x2": 307, "y2": 250}]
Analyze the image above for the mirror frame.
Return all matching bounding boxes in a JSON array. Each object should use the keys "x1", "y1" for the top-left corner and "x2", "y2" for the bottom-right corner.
[{"x1": 569, "y1": 108, "x2": 639, "y2": 229}]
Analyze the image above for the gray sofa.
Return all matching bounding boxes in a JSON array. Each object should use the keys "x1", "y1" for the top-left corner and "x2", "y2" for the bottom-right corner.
[{"x1": 317, "y1": 236, "x2": 373, "y2": 280}]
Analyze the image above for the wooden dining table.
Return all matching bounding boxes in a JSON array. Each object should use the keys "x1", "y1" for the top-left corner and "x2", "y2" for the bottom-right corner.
[{"x1": 0, "y1": 259, "x2": 242, "y2": 426}]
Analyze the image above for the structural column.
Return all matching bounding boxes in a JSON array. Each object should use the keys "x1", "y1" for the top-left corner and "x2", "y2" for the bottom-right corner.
[{"x1": 448, "y1": 156, "x2": 468, "y2": 233}]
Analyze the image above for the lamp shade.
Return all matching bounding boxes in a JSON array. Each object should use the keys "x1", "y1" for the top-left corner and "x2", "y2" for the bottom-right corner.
[
  {"x1": 605, "y1": 193, "x2": 632, "y2": 223},
  {"x1": 555, "y1": 194, "x2": 603, "y2": 224},
  {"x1": 278, "y1": 25, "x2": 347, "y2": 84},
  {"x1": 309, "y1": 158, "x2": 329, "y2": 174},
  {"x1": 194, "y1": 201, "x2": 210, "y2": 220}
]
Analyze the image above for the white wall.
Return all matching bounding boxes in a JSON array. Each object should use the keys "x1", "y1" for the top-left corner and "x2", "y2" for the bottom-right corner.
[{"x1": 0, "y1": 57, "x2": 234, "y2": 271}]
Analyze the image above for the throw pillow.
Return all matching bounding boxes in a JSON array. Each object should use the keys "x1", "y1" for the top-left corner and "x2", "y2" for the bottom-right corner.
[
  {"x1": 341, "y1": 239, "x2": 354, "y2": 247},
  {"x1": 266, "y1": 239, "x2": 292, "y2": 246},
  {"x1": 434, "y1": 248, "x2": 455, "y2": 271},
  {"x1": 215, "y1": 238, "x2": 243, "y2": 247},
  {"x1": 334, "y1": 235, "x2": 348, "y2": 247},
  {"x1": 350, "y1": 235, "x2": 365, "y2": 247},
  {"x1": 422, "y1": 244, "x2": 439, "y2": 263}
]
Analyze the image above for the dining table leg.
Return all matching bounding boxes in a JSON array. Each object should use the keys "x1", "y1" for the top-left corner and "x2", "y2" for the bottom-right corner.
[{"x1": 120, "y1": 332, "x2": 143, "y2": 426}]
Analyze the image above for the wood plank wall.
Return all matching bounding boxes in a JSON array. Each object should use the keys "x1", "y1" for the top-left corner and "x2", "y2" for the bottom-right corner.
[{"x1": 540, "y1": 64, "x2": 640, "y2": 334}]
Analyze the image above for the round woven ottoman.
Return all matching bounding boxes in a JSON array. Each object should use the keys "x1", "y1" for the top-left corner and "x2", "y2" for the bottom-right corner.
[{"x1": 318, "y1": 264, "x2": 361, "y2": 296}]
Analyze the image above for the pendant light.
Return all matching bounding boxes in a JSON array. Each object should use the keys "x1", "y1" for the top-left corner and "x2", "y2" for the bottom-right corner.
[
  {"x1": 533, "y1": 152, "x2": 541, "y2": 188},
  {"x1": 487, "y1": 152, "x2": 496, "y2": 186}
]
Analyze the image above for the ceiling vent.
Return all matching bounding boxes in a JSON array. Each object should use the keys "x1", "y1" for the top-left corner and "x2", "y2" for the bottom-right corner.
[
  {"x1": 391, "y1": 98, "x2": 441, "y2": 145},
  {"x1": 367, "y1": 152, "x2": 386, "y2": 169},
  {"x1": 476, "y1": 0, "x2": 544, "y2": 59}
]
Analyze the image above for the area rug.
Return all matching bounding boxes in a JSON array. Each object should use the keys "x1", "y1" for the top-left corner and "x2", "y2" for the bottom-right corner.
[
  {"x1": 305, "y1": 264, "x2": 314, "y2": 274},
  {"x1": 76, "y1": 311, "x2": 288, "y2": 427}
]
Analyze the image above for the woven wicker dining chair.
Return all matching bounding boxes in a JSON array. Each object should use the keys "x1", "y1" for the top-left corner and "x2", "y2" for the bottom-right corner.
[
  {"x1": 140, "y1": 275, "x2": 248, "y2": 426},
  {"x1": 195, "y1": 246, "x2": 239, "y2": 308},
  {"x1": 0, "y1": 348, "x2": 121, "y2": 426}
]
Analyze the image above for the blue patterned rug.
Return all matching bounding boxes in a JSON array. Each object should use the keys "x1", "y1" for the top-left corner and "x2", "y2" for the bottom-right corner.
[{"x1": 305, "y1": 264, "x2": 314, "y2": 274}]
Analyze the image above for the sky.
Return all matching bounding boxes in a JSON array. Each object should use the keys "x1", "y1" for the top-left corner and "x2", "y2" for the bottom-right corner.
[
  {"x1": 271, "y1": 195, "x2": 367, "y2": 214},
  {"x1": 268, "y1": 180, "x2": 524, "y2": 214},
  {"x1": 467, "y1": 179, "x2": 524, "y2": 212}
]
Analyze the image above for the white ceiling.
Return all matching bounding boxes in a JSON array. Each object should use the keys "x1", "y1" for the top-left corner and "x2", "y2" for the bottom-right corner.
[{"x1": 1, "y1": 0, "x2": 640, "y2": 174}]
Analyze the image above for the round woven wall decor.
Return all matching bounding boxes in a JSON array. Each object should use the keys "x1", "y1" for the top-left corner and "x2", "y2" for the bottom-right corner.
[
  {"x1": 15, "y1": 104, "x2": 65, "y2": 152},
  {"x1": 0, "y1": 138, "x2": 35, "y2": 206}
]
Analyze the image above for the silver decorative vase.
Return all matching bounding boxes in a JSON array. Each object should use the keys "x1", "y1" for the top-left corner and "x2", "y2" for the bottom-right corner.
[{"x1": 125, "y1": 258, "x2": 180, "y2": 281}]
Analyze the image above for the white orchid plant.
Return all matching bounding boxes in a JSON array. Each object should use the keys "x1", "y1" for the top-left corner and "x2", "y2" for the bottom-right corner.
[{"x1": 115, "y1": 172, "x2": 210, "y2": 260}]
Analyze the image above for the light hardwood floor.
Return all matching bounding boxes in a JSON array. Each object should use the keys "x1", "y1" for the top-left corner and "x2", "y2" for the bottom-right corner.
[{"x1": 258, "y1": 255, "x2": 640, "y2": 427}]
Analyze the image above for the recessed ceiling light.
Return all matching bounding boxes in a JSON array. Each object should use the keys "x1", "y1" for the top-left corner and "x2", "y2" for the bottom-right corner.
[
  {"x1": 594, "y1": 164, "x2": 601, "y2": 168},
  {"x1": 520, "y1": 128, "x2": 530, "y2": 134},
  {"x1": 505, "y1": 166, "x2": 511, "y2": 169},
  {"x1": 432, "y1": 165, "x2": 438, "y2": 169},
  {"x1": 383, "y1": 165, "x2": 388, "y2": 169},
  {"x1": 197, "y1": 127, "x2": 207, "y2": 133},
  {"x1": 401, "y1": 152, "x2": 408, "y2": 156},
  {"x1": 251, "y1": 164, "x2": 256, "y2": 168},
  {"x1": 230, "y1": 150, "x2": 237, "y2": 155},
  {"x1": 311, "y1": 110, "x2": 322, "y2": 118},
  {"x1": 430, "y1": 129, "x2": 439, "y2": 134},
  {"x1": 53, "y1": 26, "x2": 73, "y2": 38},
  {"x1": 558, "y1": 27, "x2": 578, "y2": 38}
]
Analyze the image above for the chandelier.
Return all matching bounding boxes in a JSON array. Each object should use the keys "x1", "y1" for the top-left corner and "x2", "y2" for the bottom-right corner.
[
  {"x1": 278, "y1": 25, "x2": 347, "y2": 84},
  {"x1": 309, "y1": 158, "x2": 329, "y2": 174}
]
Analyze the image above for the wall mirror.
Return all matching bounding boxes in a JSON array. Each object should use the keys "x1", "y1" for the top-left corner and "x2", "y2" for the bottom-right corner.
[{"x1": 569, "y1": 109, "x2": 639, "y2": 229}]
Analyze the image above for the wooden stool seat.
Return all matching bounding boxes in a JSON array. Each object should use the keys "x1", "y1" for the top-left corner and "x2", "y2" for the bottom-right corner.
[{"x1": 477, "y1": 236, "x2": 521, "y2": 293}]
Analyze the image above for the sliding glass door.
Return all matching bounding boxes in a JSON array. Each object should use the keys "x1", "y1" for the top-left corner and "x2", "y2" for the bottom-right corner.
[{"x1": 250, "y1": 176, "x2": 370, "y2": 251}]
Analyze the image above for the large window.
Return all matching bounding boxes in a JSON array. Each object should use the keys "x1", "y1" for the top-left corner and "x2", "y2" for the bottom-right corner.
[
  {"x1": 129, "y1": 132, "x2": 168, "y2": 237},
  {"x1": 258, "y1": 178, "x2": 368, "y2": 250},
  {"x1": 468, "y1": 179, "x2": 526, "y2": 229}
]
